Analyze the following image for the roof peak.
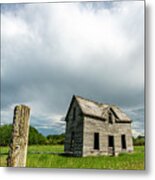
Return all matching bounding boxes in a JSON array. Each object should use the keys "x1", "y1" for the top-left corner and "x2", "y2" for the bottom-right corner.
[
  {"x1": 72, "y1": 95, "x2": 131, "y2": 122},
  {"x1": 74, "y1": 95, "x2": 115, "y2": 107}
]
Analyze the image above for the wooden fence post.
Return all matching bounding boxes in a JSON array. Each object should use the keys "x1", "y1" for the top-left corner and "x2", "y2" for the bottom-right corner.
[{"x1": 7, "y1": 105, "x2": 30, "y2": 167}]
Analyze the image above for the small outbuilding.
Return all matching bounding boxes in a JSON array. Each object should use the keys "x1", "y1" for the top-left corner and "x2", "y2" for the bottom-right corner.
[{"x1": 64, "y1": 95, "x2": 133, "y2": 157}]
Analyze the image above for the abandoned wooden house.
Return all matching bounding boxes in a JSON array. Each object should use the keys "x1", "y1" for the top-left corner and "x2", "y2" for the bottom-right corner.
[{"x1": 64, "y1": 95, "x2": 133, "y2": 157}]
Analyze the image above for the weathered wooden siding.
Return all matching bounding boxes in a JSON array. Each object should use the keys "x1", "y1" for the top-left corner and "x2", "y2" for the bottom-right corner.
[
  {"x1": 64, "y1": 96, "x2": 133, "y2": 157},
  {"x1": 83, "y1": 115, "x2": 133, "y2": 157},
  {"x1": 64, "y1": 100, "x2": 84, "y2": 156}
]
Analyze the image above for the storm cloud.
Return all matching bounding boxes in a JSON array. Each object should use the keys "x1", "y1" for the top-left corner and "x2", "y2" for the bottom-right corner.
[{"x1": 1, "y1": 1, "x2": 144, "y2": 136}]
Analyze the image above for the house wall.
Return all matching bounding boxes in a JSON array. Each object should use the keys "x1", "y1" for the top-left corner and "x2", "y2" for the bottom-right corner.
[
  {"x1": 64, "y1": 100, "x2": 84, "y2": 156},
  {"x1": 83, "y1": 115, "x2": 133, "y2": 157}
]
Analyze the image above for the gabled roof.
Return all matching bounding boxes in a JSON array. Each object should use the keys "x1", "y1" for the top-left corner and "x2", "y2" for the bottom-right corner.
[
  {"x1": 71, "y1": 95, "x2": 131, "y2": 123},
  {"x1": 75, "y1": 96, "x2": 108, "y2": 120}
]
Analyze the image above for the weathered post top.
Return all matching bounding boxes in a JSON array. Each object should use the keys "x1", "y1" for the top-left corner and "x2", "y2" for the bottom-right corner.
[{"x1": 7, "y1": 105, "x2": 31, "y2": 167}]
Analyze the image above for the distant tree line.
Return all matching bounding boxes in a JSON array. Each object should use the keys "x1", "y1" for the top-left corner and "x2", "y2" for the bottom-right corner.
[
  {"x1": 133, "y1": 136, "x2": 145, "y2": 146},
  {"x1": 47, "y1": 134, "x2": 64, "y2": 145},
  {"x1": 0, "y1": 124, "x2": 65, "y2": 146},
  {"x1": 0, "y1": 124, "x2": 144, "y2": 146}
]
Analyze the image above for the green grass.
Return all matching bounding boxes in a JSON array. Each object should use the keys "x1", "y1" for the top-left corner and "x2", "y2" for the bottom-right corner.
[
  {"x1": 0, "y1": 145, "x2": 144, "y2": 170},
  {"x1": 28, "y1": 145, "x2": 64, "y2": 153}
]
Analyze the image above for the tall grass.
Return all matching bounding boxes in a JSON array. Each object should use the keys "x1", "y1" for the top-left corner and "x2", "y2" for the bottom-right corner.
[{"x1": 0, "y1": 145, "x2": 144, "y2": 170}]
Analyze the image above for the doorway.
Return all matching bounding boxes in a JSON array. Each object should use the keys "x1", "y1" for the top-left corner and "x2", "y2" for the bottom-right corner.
[
  {"x1": 94, "y1": 133, "x2": 99, "y2": 150},
  {"x1": 108, "y1": 135, "x2": 114, "y2": 155},
  {"x1": 108, "y1": 135, "x2": 114, "y2": 147},
  {"x1": 121, "y1": 134, "x2": 126, "y2": 149}
]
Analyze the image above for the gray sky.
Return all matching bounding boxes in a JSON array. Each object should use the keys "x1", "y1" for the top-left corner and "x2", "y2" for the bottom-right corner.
[{"x1": 1, "y1": 1, "x2": 144, "y2": 136}]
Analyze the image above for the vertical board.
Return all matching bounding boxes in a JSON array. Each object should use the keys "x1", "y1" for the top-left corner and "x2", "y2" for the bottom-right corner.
[{"x1": 7, "y1": 105, "x2": 30, "y2": 167}]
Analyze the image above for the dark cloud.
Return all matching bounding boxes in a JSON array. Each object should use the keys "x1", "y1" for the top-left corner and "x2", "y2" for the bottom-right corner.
[{"x1": 1, "y1": 2, "x2": 144, "y2": 136}]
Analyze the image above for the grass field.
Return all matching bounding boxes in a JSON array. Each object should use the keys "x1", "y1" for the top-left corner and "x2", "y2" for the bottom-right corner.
[{"x1": 0, "y1": 145, "x2": 144, "y2": 170}]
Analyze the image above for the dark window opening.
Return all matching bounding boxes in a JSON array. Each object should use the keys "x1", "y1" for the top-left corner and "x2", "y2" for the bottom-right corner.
[
  {"x1": 121, "y1": 135, "x2": 126, "y2": 149},
  {"x1": 109, "y1": 112, "x2": 113, "y2": 124},
  {"x1": 70, "y1": 132, "x2": 75, "y2": 151},
  {"x1": 94, "y1": 133, "x2": 99, "y2": 150},
  {"x1": 108, "y1": 135, "x2": 114, "y2": 147},
  {"x1": 73, "y1": 107, "x2": 76, "y2": 121}
]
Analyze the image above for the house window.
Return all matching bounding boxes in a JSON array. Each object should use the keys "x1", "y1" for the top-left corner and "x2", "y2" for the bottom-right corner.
[
  {"x1": 121, "y1": 135, "x2": 126, "y2": 149},
  {"x1": 70, "y1": 131, "x2": 75, "y2": 151},
  {"x1": 73, "y1": 107, "x2": 76, "y2": 121},
  {"x1": 94, "y1": 133, "x2": 99, "y2": 150},
  {"x1": 109, "y1": 112, "x2": 113, "y2": 124},
  {"x1": 108, "y1": 135, "x2": 114, "y2": 147}
]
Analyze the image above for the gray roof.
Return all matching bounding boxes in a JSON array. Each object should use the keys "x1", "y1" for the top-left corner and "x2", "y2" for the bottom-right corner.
[{"x1": 75, "y1": 96, "x2": 131, "y2": 122}]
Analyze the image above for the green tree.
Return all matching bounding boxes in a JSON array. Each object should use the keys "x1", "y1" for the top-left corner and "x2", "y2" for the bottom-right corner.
[
  {"x1": 0, "y1": 124, "x2": 12, "y2": 146},
  {"x1": 133, "y1": 136, "x2": 145, "y2": 146},
  {"x1": 47, "y1": 133, "x2": 65, "y2": 145},
  {"x1": 0, "y1": 124, "x2": 47, "y2": 146},
  {"x1": 28, "y1": 126, "x2": 47, "y2": 145}
]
